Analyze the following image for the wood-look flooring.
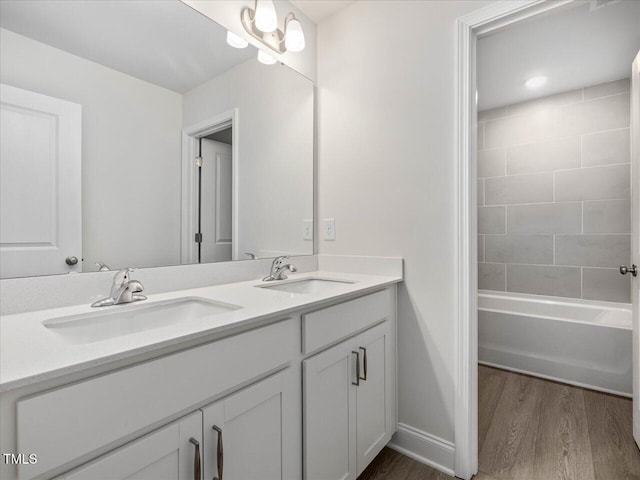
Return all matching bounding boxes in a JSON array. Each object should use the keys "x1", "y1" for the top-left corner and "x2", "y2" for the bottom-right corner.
[{"x1": 358, "y1": 365, "x2": 640, "y2": 480}]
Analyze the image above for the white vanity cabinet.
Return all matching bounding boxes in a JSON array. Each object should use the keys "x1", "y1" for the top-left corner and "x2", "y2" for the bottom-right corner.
[
  {"x1": 3, "y1": 282, "x2": 398, "y2": 480},
  {"x1": 58, "y1": 412, "x2": 203, "y2": 480},
  {"x1": 303, "y1": 291, "x2": 396, "y2": 480},
  {"x1": 201, "y1": 371, "x2": 290, "y2": 480}
]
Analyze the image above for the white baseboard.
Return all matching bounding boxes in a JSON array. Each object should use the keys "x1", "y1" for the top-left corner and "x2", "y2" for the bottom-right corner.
[{"x1": 387, "y1": 423, "x2": 455, "y2": 476}]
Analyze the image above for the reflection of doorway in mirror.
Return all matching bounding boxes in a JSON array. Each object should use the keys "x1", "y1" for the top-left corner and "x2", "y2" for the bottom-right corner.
[
  {"x1": 199, "y1": 135, "x2": 232, "y2": 264},
  {"x1": 181, "y1": 108, "x2": 238, "y2": 266}
]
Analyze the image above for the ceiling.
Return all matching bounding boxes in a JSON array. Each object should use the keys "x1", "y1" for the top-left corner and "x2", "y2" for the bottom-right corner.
[
  {"x1": 0, "y1": 0, "x2": 256, "y2": 93},
  {"x1": 290, "y1": 0, "x2": 357, "y2": 23},
  {"x1": 477, "y1": 0, "x2": 640, "y2": 110}
]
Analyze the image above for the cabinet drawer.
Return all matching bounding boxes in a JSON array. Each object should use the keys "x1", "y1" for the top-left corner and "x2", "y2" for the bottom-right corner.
[
  {"x1": 17, "y1": 318, "x2": 296, "y2": 480},
  {"x1": 302, "y1": 289, "x2": 392, "y2": 354}
]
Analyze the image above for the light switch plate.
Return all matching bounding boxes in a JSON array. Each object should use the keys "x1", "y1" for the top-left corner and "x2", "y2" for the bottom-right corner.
[
  {"x1": 323, "y1": 218, "x2": 335, "y2": 241},
  {"x1": 303, "y1": 219, "x2": 313, "y2": 241}
]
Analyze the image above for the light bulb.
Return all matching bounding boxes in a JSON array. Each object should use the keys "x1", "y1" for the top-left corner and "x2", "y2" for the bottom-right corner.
[
  {"x1": 226, "y1": 30, "x2": 248, "y2": 49},
  {"x1": 525, "y1": 76, "x2": 547, "y2": 89},
  {"x1": 258, "y1": 50, "x2": 277, "y2": 65},
  {"x1": 284, "y1": 17, "x2": 305, "y2": 52},
  {"x1": 254, "y1": 0, "x2": 278, "y2": 33}
]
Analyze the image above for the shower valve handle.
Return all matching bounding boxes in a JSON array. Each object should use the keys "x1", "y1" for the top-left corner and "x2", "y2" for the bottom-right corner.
[{"x1": 619, "y1": 265, "x2": 637, "y2": 277}]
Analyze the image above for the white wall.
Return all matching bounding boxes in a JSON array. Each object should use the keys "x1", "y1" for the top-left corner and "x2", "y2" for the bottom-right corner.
[
  {"x1": 182, "y1": 0, "x2": 317, "y2": 82},
  {"x1": 0, "y1": 28, "x2": 183, "y2": 272},
  {"x1": 183, "y1": 58, "x2": 314, "y2": 259},
  {"x1": 316, "y1": 0, "x2": 493, "y2": 459}
]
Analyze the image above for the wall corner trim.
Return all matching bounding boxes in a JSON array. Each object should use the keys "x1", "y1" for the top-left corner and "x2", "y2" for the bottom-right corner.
[{"x1": 387, "y1": 423, "x2": 455, "y2": 476}]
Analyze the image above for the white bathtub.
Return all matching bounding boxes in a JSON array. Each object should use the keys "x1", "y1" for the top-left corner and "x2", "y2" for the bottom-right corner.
[{"x1": 478, "y1": 290, "x2": 632, "y2": 396}]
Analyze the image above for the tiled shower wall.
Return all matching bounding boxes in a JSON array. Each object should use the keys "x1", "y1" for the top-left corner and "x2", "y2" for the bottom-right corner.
[{"x1": 477, "y1": 78, "x2": 631, "y2": 303}]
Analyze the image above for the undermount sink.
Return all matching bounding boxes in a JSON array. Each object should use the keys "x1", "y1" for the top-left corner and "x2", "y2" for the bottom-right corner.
[
  {"x1": 258, "y1": 278, "x2": 354, "y2": 294},
  {"x1": 42, "y1": 297, "x2": 242, "y2": 345}
]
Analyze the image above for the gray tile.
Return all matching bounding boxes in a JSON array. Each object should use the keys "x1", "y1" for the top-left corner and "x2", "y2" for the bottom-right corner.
[
  {"x1": 507, "y1": 202, "x2": 581, "y2": 234},
  {"x1": 485, "y1": 108, "x2": 555, "y2": 148},
  {"x1": 555, "y1": 93, "x2": 630, "y2": 136},
  {"x1": 479, "y1": 206, "x2": 506, "y2": 234},
  {"x1": 485, "y1": 173, "x2": 553, "y2": 205},
  {"x1": 554, "y1": 164, "x2": 630, "y2": 201},
  {"x1": 582, "y1": 128, "x2": 630, "y2": 167},
  {"x1": 582, "y1": 268, "x2": 631, "y2": 303},
  {"x1": 507, "y1": 89, "x2": 582, "y2": 118},
  {"x1": 478, "y1": 148, "x2": 505, "y2": 178},
  {"x1": 507, "y1": 264, "x2": 581, "y2": 298},
  {"x1": 485, "y1": 235, "x2": 553, "y2": 264},
  {"x1": 478, "y1": 179, "x2": 484, "y2": 207},
  {"x1": 583, "y1": 78, "x2": 630, "y2": 100},
  {"x1": 478, "y1": 235, "x2": 485, "y2": 262},
  {"x1": 555, "y1": 235, "x2": 631, "y2": 268},
  {"x1": 583, "y1": 199, "x2": 631, "y2": 234},
  {"x1": 479, "y1": 107, "x2": 507, "y2": 122},
  {"x1": 479, "y1": 263, "x2": 505, "y2": 291},
  {"x1": 507, "y1": 137, "x2": 581, "y2": 175},
  {"x1": 478, "y1": 122, "x2": 485, "y2": 150}
]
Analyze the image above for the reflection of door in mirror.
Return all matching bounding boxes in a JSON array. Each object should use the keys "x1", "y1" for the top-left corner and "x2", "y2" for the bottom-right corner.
[
  {"x1": 200, "y1": 137, "x2": 232, "y2": 264},
  {"x1": 0, "y1": 84, "x2": 82, "y2": 278}
]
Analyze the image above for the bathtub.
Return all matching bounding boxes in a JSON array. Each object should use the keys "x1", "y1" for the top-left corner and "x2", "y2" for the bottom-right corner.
[{"x1": 478, "y1": 290, "x2": 632, "y2": 396}]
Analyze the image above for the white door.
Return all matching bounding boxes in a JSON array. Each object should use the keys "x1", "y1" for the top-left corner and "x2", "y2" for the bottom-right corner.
[
  {"x1": 200, "y1": 138, "x2": 232, "y2": 263},
  {"x1": 61, "y1": 412, "x2": 203, "y2": 480},
  {"x1": 201, "y1": 373, "x2": 287, "y2": 480},
  {"x1": 631, "y1": 50, "x2": 640, "y2": 448},
  {"x1": 303, "y1": 338, "x2": 357, "y2": 480},
  {"x1": 0, "y1": 84, "x2": 82, "y2": 278},
  {"x1": 355, "y1": 322, "x2": 392, "y2": 476}
]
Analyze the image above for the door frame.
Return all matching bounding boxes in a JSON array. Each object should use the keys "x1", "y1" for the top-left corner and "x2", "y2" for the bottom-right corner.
[
  {"x1": 181, "y1": 109, "x2": 239, "y2": 264},
  {"x1": 454, "y1": 1, "x2": 574, "y2": 478}
]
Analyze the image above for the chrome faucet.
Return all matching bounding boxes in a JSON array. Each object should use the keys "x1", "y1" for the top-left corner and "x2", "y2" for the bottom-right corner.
[
  {"x1": 91, "y1": 268, "x2": 147, "y2": 307},
  {"x1": 263, "y1": 256, "x2": 297, "y2": 281}
]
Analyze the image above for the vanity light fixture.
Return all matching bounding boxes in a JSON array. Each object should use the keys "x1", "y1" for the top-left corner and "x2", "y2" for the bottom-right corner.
[
  {"x1": 254, "y1": 0, "x2": 278, "y2": 33},
  {"x1": 525, "y1": 75, "x2": 548, "y2": 89},
  {"x1": 258, "y1": 49, "x2": 277, "y2": 65},
  {"x1": 241, "y1": 0, "x2": 306, "y2": 55},
  {"x1": 226, "y1": 30, "x2": 248, "y2": 49}
]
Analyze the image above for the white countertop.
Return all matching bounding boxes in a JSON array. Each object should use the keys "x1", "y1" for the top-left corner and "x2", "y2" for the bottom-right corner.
[{"x1": 0, "y1": 270, "x2": 401, "y2": 392}]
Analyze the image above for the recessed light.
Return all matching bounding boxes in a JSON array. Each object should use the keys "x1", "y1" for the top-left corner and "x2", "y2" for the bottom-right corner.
[{"x1": 525, "y1": 76, "x2": 547, "y2": 89}]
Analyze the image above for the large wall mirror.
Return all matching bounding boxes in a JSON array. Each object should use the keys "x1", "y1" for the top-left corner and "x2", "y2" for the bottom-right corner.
[{"x1": 0, "y1": 0, "x2": 314, "y2": 279}]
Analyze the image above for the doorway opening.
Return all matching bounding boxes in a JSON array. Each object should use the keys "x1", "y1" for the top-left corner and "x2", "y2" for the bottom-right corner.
[
  {"x1": 455, "y1": 2, "x2": 640, "y2": 479},
  {"x1": 181, "y1": 110, "x2": 239, "y2": 265}
]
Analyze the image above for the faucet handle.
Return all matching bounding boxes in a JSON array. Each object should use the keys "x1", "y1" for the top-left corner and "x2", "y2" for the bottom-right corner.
[
  {"x1": 273, "y1": 255, "x2": 289, "y2": 265},
  {"x1": 113, "y1": 268, "x2": 133, "y2": 285}
]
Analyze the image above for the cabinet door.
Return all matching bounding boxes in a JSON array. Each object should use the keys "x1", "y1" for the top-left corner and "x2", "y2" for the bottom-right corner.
[
  {"x1": 201, "y1": 372, "x2": 287, "y2": 480},
  {"x1": 303, "y1": 339, "x2": 357, "y2": 480},
  {"x1": 63, "y1": 411, "x2": 203, "y2": 480},
  {"x1": 355, "y1": 322, "x2": 393, "y2": 476}
]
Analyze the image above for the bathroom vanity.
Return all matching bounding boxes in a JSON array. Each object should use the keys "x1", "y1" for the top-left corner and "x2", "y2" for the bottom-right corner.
[{"x1": 0, "y1": 261, "x2": 402, "y2": 480}]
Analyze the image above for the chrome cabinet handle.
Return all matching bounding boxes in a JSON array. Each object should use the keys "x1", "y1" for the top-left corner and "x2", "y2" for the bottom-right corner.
[
  {"x1": 359, "y1": 347, "x2": 368, "y2": 381},
  {"x1": 620, "y1": 265, "x2": 638, "y2": 277},
  {"x1": 65, "y1": 256, "x2": 78, "y2": 265},
  {"x1": 352, "y1": 351, "x2": 360, "y2": 386},
  {"x1": 212, "y1": 425, "x2": 223, "y2": 480},
  {"x1": 189, "y1": 438, "x2": 201, "y2": 480}
]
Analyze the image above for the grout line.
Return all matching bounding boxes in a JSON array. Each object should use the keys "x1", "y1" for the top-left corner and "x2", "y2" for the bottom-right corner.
[
  {"x1": 478, "y1": 261, "x2": 619, "y2": 271},
  {"x1": 479, "y1": 161, "x2": 631, "y2": 180},
  {"x1": 580, "y1": 134, "x2": 583, "y2": 168},
  {"x1": 504, "y1": 262, "x2": 507, "y2": 292}
]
